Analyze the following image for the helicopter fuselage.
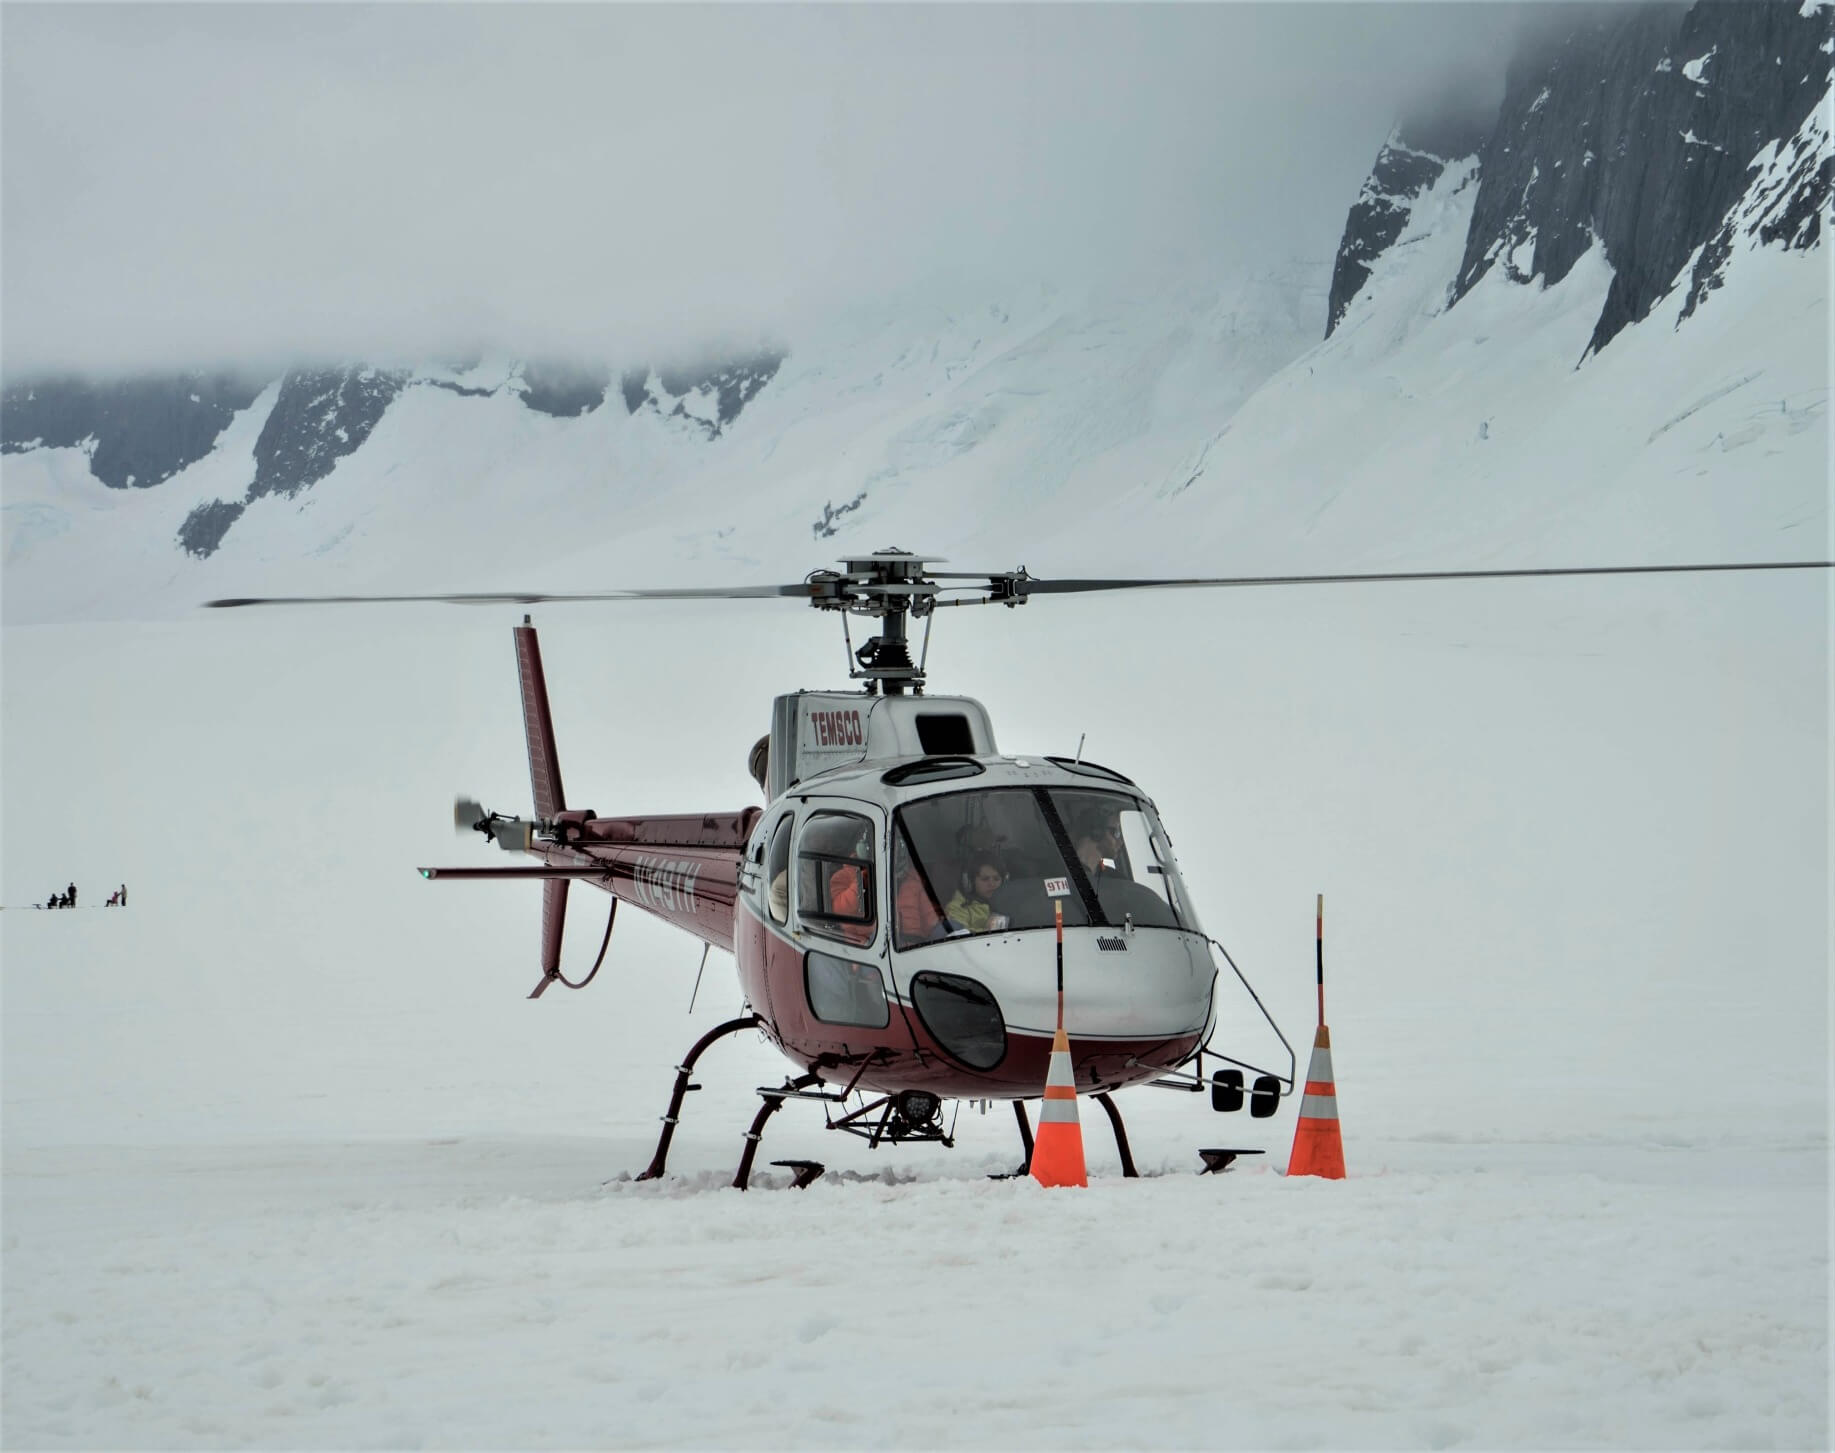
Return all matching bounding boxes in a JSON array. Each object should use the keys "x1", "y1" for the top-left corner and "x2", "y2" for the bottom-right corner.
[{"x1": 533, "y1": 752, "x2": 1216, "y2": 1100}]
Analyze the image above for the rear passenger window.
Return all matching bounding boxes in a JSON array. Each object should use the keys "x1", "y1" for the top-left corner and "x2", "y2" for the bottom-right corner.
[
  {"x1": 796, "y1": 810, "x2": 876, "y2": 945},
  {"x1": 765, "y1": 814, "x2": 793, "y2": 924}
]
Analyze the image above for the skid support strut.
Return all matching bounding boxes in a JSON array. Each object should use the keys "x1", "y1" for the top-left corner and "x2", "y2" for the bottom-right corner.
[
  {"x1": 636, "y1": 1014, "x2": 761, "y2": 1182},
  {"x1": 734, "y1": 1073, "x2": 824, "y2": 1190},
  {"x1": 1013, "y1": 1100, "x2": 1034, "y2": 1175},
  {"x1": 1092, "y1": 1092, "x2": 1140, "y2": 1178}
]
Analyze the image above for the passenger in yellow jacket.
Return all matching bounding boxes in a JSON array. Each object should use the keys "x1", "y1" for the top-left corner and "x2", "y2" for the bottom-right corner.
[{"x1": 945, "y1": 855, "x2": 1005, "y2": 934}]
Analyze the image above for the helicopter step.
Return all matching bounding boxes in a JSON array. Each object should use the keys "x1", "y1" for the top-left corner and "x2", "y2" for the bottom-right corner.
[
  {"x1": 1197, "y1": 1147, "x2": 1266, "y2": 1174},
  {"x1": 1145, "y1": 1065, "x2": 1284, "y2": 1117},
  {"x1": 770, "y1": 1159, "x2": 827, "y2": 1189}
]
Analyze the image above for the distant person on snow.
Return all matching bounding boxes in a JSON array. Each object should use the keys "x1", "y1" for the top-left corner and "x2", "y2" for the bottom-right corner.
[
  {"x1": 119, "y1": 883, "x2": 127, "y2": 907},
  {"x1": 66, "y1": 881, "x2": 77, "y2": 909}
]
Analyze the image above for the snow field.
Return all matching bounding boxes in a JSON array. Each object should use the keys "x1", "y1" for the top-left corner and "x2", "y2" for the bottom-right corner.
[
  {"x1": 4, "y1": 579, "x2": 1827, "y2": 1448},
  {"x1": 4, "y1": 1138, "x2": 1824, "y2": 1449}
]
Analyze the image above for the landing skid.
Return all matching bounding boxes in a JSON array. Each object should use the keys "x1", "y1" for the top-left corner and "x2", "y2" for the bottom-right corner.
[
  {"x1": 635, "y1": 1014, "x2": 760, "y2": 1182},
  {"x1": 635, "y1": 1019, "x2": 1209, "y2": 1190}
]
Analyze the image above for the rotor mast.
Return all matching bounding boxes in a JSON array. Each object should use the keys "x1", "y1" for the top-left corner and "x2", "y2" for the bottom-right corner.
[{"x1": 810, "y1": 548, "x2": 950, "y2": 695}]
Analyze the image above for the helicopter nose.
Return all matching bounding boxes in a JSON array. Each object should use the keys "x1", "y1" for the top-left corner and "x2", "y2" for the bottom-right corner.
[{"x1": 893, "y1": 928, "x2": 1212, "y2": 1044}]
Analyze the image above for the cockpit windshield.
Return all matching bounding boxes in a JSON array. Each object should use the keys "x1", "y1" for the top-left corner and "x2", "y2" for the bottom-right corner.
[{"x1": 890, "y1": 786, "x2": 1194, "y2": 950}]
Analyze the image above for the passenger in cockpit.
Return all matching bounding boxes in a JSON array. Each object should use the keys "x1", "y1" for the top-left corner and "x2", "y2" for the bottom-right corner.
[{"x1": 945, "y1": 854, "x2": 1005, "y2": 934}]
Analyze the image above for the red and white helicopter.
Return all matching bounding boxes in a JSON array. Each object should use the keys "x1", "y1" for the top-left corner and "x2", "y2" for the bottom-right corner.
[{"x1": 210, "y1": 547, "x2": 1829, "y2": 1186}]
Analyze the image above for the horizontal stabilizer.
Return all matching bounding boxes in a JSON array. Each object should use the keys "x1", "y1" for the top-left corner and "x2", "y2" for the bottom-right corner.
[{"x1": 418, "y1": 866, "x2": 613, "y2": 881}]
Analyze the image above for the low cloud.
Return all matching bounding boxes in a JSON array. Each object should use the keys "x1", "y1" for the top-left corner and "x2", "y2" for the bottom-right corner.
[{"x1": 2, "y1": 3, "x2": 1533, "y2": 378}]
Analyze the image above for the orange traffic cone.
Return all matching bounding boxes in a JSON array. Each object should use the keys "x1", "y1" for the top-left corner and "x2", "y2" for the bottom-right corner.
[
  {"x1": 1030, "y1": 1020, "x2": 1088, "y2": 1188},
  {"x1": 1031, "y1": 899, "x2": 1088, "y2": 1188},
  {"x1": 1288, "y1": 895, "x2": 1344, "y2": 1179},
  {"x1": 1286, "y1": 1023, "x2": 1345, "y2": 1178}
]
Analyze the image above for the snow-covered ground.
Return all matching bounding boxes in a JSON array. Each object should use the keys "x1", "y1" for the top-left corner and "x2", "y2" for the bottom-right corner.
[
  {"x1": 4, "y1": 567, "x2": 1827, "y2": 1448},
  {"x1": 4, "y1": 88, "x2": 1830, "y2": 1445}
]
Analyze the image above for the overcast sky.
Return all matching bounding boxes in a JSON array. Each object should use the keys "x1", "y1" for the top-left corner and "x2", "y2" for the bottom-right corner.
[{"x1": 3, "y1": 3, "x2": 1540, "y2": 378}]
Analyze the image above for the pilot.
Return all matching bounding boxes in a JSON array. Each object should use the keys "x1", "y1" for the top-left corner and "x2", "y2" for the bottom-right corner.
[
  {"x1": 1072, "y1": 809, "x2": 1122, "y2": 881},
  {"x1": 945, "y1": 854, "x2": 1005, "y2": 933}
]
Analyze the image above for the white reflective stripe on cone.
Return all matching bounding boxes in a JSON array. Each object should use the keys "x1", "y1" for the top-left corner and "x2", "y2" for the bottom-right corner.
[
  {"x1": 1303, "y1": 1047, "x2": 1334, "y2": 1081},
  {"x1": 1039, "y1": 1098, "x2": 1081, "y2": 1124},
  {"x1": 1046, "y1": 1051, "x2": 1075, "y2": 1087},
  {"x1": 1298, "y1": 1094, "x2": 1339, "y2": 1119}
]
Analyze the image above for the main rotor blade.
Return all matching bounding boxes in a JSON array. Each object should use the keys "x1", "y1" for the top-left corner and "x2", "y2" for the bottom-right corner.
[
  {"x1": 1016, "y1": 560, "x2": 1834, "y2": 596},
  {"x1": 204, "y1": 583, "x2": 815, "y2": 608}
]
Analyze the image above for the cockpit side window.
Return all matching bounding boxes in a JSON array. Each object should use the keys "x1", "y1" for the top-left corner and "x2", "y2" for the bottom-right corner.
[
  {"x1": 765, "y1": 813, "x2": 794, "y2": 925},
  {"x1": 796, "y1": 810, "x2": 877, "y2": 945},
  {"x1": 1050, "y1": 788, "x2": 1188, "y2": 931}
]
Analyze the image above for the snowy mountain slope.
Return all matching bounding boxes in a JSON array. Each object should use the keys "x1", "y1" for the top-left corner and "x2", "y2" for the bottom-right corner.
[
  {"x1": 1127, "y1": 146, "x2": 1829, "y2": 583},
  {"x1": 1, "y1": 270, "x2": 1334, "y2": 620},
  {"x1": 4, "y1": 4, "x2": 1828, "y2": 624}
]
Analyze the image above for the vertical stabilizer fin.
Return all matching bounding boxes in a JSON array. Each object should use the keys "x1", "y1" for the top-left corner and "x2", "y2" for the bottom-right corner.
[{"x1": 514, "y1": 617, "x2": 567, "y2": 820}]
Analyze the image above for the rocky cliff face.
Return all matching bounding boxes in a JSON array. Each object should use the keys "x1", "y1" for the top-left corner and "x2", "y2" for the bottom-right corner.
[
  {"x1": 1451, "y1": 0, "x2": 1829, "y2": 356},
  {"x1": 177, "y1": 366, "x2": 408, "y2": 558},
  {"x1": 0, "y1": 373, "x2": 264, "y2": 489},
  {"x1": 1332, "y1": 0, "x2": 1830, "y2": 355},
  {"x1": 518, "y1": 361, "x2": 611, "y2": 418},
  {"x1": 248, "y1": 367, "x2": 409, "y2": 502},
  {"x1": 3, "y1": 349, "x2": 786, "y2": 559},
  {"x1": 1326, "y1": 114, "x2": 1489, "y2": 337},
  {"x1": 619, "y1": 351, "x2": 786, "y2": 440},
  {"x1": 1678, "y1": 23, "x2": 1833, "y2": 321}
]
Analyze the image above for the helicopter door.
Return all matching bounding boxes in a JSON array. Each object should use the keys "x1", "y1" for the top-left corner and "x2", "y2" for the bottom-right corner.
[{"x1": 795, "y1": 810, "x2": 878, "y2": 947}]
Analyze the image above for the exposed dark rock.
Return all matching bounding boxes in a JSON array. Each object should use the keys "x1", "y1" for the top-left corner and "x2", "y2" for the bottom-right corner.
[
  {"x1": 171, "y1": 365, "x2": 407, "y2": 557},
  {"x1": 1326, "y1": 111, "x2": 1489, "y2": 336},
  {"x1": 248, "y1": 366, "x2": 407, "y2": 501},
  {"x1": 620, "y1": 371, "x2": 650, "y2": 414},
  {"x1": 518, "y1": 361, "x2": 609, "y2": 418},
  {"x1": 427, "y1": 379, "x2": 496, "y2": 399},
  {"x1": 0, "y1": 372, "x2": 265, "y2": 489},
  {"x1": 176, "y1": 499, "x2": 247, "y2": 559},
  {"x1": 1680, "y1": 56, "x2": 1833, "y2": 320},
  {"x1": 620, "y1": 349, "x2": 786, "y2": 438},
  {"x1": 1450, "y1": 1, "x2": 1830, "y2": 357},
  {"x1": 811, "y1": 488, "x2": 867, "y2": 539}
]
